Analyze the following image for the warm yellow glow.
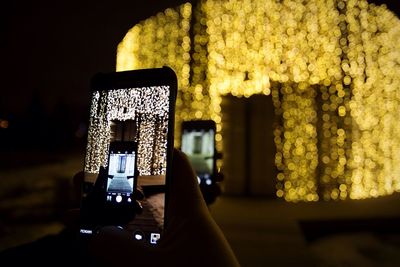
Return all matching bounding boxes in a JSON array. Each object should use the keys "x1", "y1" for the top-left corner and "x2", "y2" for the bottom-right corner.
[
  {"x1": 271, "y1": 82, "x2": 319, "y2": 201},
  {"x1": 116, "y1": 3, "x2": 193, "y2": 147},
  {"x1": 117, "y1": 0, "x2": 400, "y2": 201},
  {"x1": 0, "y1": 119, "x2": 9, "y2": 129}
]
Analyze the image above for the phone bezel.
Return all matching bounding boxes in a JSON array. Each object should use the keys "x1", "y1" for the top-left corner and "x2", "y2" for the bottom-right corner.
[{"x1": 81, "y1": 66, "x2": 177, "y2": 240}]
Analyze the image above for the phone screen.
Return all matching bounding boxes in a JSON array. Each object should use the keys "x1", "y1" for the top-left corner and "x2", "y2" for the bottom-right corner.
[
  {"x1": 181, "y1": 120, "x2": 216, "y2": 186},
  {"x1": 80, "y1": 67, "x2": 176, "y2": 246},
  {"x1": 106, "y1": 141, "x2": 137, "y2": 204}
]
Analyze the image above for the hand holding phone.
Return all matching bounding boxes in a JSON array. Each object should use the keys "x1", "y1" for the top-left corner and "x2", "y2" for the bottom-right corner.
[
  {"x1": 79, "y1": 67, "x2": 177, "y2": 246},
  {"x1": 180, "y1": 120, "x2": 223, "y2": 204},
  {"x1": 88, "y1": 149, "x2": 240, "y2": 267}
]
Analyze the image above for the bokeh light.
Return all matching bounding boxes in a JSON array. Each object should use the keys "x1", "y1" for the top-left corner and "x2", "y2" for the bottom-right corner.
[{"x1": 116, "y1": 0, "x2": 400, "y2": 201}]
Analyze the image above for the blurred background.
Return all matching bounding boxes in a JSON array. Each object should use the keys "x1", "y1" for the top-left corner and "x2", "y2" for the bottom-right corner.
[{"x1": 1, "y1": 1, "x2": 400, "y2": 266}]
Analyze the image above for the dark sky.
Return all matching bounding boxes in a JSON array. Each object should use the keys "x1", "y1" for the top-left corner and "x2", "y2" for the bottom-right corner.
[
  {"x1": 0, "y1": 0, "x2": 188, "y2": 115},
  {"x1": 0, "y1": 0, "x2": 398, "y2": 117}
]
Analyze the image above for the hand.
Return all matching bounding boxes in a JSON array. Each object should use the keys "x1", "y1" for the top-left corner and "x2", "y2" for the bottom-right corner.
[
  {"x1": 79, "y1": 166, "x2": 142, "y2": 228},
  {"x1": 88, "y1": 149, "x2": 240, "y2": 267},
  {"x1": 200, "y1": 171, "x2": 224, "y2": 205}
]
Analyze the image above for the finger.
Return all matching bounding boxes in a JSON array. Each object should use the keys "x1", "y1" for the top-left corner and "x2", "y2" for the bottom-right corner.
[
  {"x1": 135, "y1": 186, "x2": 144, "y2": 200},
  {"x1": 61, "y1": 208, "x2": 80, "y2": 229},
  {"x1": 73, "y1": 171, "x2": 84, "y2": 194},
  {"x1": 166, "y1": 149, "x2": 208, "y2": 220},
  {"x1": 215, "y1": 171, "x2": 224, "y2": 182},
  {"x1": 135, "y1": 200, "x2": 143, "y2": 214},
  {"x1": 169, "y1": 149, "x2": 206, "y2": 212},
  {"x1": 70, "y1": 172, "x2": 84, "y2": 208}
]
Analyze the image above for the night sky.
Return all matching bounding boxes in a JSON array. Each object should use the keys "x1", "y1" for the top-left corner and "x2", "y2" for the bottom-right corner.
[
  {"x1": 0, "y1": 0, "x2": 399, "y2": 117},
  {"x1": 0, "y1": 0, "x2": 187, "y2": 116}
]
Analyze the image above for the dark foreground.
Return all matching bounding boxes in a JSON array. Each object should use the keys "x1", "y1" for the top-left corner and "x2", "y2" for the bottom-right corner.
[{"x1": 1, "y1": 154, "x2": 400, "y2": 267}]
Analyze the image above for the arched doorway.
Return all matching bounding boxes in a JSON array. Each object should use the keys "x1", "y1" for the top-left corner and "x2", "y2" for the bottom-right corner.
[{"x1": 221, "y1": 94, "x2": 277, "y2": 197}]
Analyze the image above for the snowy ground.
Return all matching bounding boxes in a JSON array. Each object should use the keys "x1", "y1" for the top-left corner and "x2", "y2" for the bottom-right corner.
[
  {"x1": 0, "y1": 153, "x2": 83, "y2": 250},
  {"x1": 1, "y1": 153, "x2": 400, "y2": 266}
]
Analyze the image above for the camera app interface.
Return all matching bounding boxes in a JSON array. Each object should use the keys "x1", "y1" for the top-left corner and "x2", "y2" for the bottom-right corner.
[
  {"x1": 181, "y1": 128, "x2": 215, "y2": 185},
  {"x1": 106, "y1": 140, "x2": 136, "y2": 205},
  {"x1": 83, "y1": 85, "x2": 170, "y2": 245}
]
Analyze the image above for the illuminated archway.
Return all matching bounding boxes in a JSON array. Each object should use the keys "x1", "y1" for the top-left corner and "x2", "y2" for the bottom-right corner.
[{"x1": 116, "y1": 0, "x2": 400, "y2": 201}]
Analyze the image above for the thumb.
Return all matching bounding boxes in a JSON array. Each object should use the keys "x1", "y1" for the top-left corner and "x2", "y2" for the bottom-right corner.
[{"x1": 167, "y1": 149, "x2": 208, "y2": 219}]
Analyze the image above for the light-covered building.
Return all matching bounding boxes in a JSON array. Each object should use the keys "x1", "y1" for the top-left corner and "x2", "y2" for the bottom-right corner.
[{"x1": 116, "y1": 0, "x2": 400, "y2": 201}]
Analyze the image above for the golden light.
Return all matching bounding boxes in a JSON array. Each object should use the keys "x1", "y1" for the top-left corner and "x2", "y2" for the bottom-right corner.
[
  {"x1": 0, "y1": 119, "x2": 9, "y2": 129},
  {"x1": 85, "y1": 87, "x2": 170, "y2": 176},
  {"x1": 116, "y1": 0, "x2": 400, "y2": 201}
]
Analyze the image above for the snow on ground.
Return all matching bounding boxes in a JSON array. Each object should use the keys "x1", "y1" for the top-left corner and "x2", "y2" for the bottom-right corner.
[{"x1": 0, "y1": 154, "x2": 83, "y2": 250}]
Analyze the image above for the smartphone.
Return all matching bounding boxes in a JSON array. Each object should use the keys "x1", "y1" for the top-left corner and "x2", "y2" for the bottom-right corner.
[
  {"x1": 180, "y1": 120, "x2": 217, "y2": 187},
  {"x1": 79, "y1": 67, "x2": 177, "y2": 246},
  {"x1": 105, "y1": 140, "x2": 137, "y2": 206}
]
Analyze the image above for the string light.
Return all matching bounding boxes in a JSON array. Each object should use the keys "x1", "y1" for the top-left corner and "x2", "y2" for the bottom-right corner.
[
  {"x1": 84, "y1": 86, "x2": 170, "y2": 176},
  {"x1": 116, "y1": 3, "x2": 192, "y2": 148},
  {"x1": 116, "y1": 0, "x2": 400, "y2": 201}
]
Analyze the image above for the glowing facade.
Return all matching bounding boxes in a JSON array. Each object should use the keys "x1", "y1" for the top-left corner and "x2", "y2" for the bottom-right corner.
[
  {"x1": 116, "y1": 0, "x2": 400, "y2": 201},
  {"x1": 85, "y1": 86, "x2": 170, "y2": 176}
]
